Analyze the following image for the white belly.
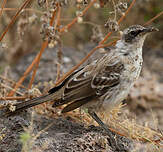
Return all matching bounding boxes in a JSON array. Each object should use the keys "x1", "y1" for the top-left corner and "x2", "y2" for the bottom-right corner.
[{"x1": 102, "y1": 54, "x2": 143, "y2": 112}]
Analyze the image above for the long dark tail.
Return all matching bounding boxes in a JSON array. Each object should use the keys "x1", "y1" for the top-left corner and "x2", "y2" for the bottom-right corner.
[{"x1": 1, "y1": 93, "x2": 55, "y2": 117}]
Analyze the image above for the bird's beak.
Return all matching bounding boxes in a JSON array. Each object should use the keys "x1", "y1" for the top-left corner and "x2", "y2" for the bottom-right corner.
[{"x1": 143, "y1": 26, "x2": 159, "y2": 33}]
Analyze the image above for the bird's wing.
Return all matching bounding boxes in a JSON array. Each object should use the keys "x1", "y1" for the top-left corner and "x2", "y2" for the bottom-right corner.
[
  {"x1": 91, "y1": 60, "x2": 124, "y2": 95},
  {"x1": 48, "y1": 68, "x2": 84, "y2": 94},
  {"x1": 53, "y1": 56, "x2": 124, "y2": 113},
  {"x1": 53, "y1": 65, "x2": 95, "y2": 107}
]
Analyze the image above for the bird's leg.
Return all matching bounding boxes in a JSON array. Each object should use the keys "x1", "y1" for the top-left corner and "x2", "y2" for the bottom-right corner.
[
  {"x1": 88, "y1": 111, "x2": 113, "y2": 136},
  {"x1": 88, "y1": 110, "x2": 118, "y2": 149}
]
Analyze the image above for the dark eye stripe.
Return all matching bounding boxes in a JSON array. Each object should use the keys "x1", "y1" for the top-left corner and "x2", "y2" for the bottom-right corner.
[
  {"x1": 130, "y1": 30, "x2": 142, "y2": 36},
  {"x1": 124, "y1": 29, "x2": 143, "y2": 42}
]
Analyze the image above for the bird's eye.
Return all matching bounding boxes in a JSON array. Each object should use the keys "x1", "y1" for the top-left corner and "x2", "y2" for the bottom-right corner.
[
  {"x1": 130, "y1": 30, "x2": 142, "y2": 36},
  {"x1": 130, "y1": 31, "x2": 136, "y2": 35},
  {"x1": 124, "y1": 29, "x2": 142, "y2": 42}
]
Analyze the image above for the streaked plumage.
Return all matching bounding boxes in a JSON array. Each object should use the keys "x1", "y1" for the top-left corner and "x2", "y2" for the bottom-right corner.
[{"x1": 1, "y1": 26, "x2": 158, "y2": 139}]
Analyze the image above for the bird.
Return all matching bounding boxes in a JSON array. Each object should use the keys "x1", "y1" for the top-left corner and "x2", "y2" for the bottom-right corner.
[{"x1": 1, "y1": 25, "x2": 158, "y2": 144}]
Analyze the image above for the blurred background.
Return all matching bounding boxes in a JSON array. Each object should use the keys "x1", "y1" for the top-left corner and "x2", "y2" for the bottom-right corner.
[{"x1": 0, "y1": 0, "x2": 162, "y2": 64}]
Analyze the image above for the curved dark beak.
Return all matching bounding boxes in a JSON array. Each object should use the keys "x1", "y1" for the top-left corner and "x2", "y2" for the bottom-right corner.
[{"x1": 143, "y1": 26, "x2": 159, "y2": 33}]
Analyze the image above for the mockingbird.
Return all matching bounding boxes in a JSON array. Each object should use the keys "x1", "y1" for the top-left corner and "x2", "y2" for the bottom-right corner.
[{"x1": 2, "y1": 25, "x2": 158, "y2": 142}]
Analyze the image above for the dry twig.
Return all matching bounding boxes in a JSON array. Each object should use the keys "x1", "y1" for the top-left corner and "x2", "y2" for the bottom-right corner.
[
  {"x1": 0, "y1": 0, "x2": 33, "y2": 42},
  {"x1": 0, "y1": 0, "x2": 7, "y2": 19}
]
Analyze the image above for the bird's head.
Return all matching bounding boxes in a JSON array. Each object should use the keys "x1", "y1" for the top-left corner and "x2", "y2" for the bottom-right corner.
[{"x1": 122, "y1": 25, "x2": 158, "y2": 46}]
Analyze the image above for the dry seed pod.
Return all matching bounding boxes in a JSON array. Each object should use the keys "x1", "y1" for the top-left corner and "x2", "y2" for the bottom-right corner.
[
  {"x1": 57, "y1": 0, "x2": 68, "y2": 6},
  {"x1": 116, "y1": 2, "x2": 128, "y2": 14},
  {"x1": 17, "y1": 17, "x2": 28, "y2": 37},
  {"x1": 83, "y1": 0, "x2": 88, "y2": 5},
  {"x1": 38, "y1": 0, "x2": 46, "y2": 7},
  {"x1": 48, "y1": 40, "x2": 58, "y2": 48},
  {"x1": 104, "y1": 19, "x2": 119, "y2": 32},
  {"x1": 28, "y1": 14, "x2": 37, "y2": 24}
]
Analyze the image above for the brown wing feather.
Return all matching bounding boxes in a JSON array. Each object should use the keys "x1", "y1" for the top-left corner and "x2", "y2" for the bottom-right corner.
[
  {"x1": 92, "y1": 60, "x2": 124, "y2": 93},
  {"x1": 53, "y1": 73, "x2": 95, "y2": 107},
  {"x1": 53, "y1": 58, "x2": 124, "y2": 112},
  {"x1": 61, "y1": 61, "x2": 124, "y2": 113},
  {"x1": 48, "y1": 68, "x2": 83, "y2": 94},
  {"x1": 62, "y1": 95, "x2": 95, "y2": 113}
]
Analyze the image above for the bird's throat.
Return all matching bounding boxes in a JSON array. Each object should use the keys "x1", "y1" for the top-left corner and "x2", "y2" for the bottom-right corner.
[{"x1": 116, "y1": 40, "x2": 143, "y2": 57}]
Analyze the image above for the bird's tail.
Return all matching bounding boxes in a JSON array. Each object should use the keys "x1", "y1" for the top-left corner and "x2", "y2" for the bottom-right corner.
[{"x1": 1, "y1": 93, "x2": 55, "y2": 117}]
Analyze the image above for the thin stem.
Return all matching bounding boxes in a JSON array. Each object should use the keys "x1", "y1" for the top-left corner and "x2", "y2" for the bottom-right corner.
[
  {"x1": 112, "y1": 0, "x2": 117, "y2": 21},
  {"x1": 54, "y1": 5, "x2": 61, "y2": 29},
  {"x1": 7, "y1": 8, "x2": 58, "y2": 96},
  {"x1": 0, "y1": 0, "x2": 7, "y2": 19},
  {"x1": 0, "y1": 0, "x2": 33, "y2": 42},
  {"x1": 100, "y1": 0, "x2": 136, "y2": 45},
  {"x1": 7, "y1": 0, "x2": 96, "y2": 96},
  {"x1": 28, "y1": 6, "x2": 60, "y2": 89},
  {"x1": 0, "y1": 96, "x2": 27, "y2": 100},
  {"x1": 117, "y1": 0, "x2": 136, "y2": 24},
  {"x1": 55, "y1": 42, "x2": 62, "y2": 82},
  {"x1": 28, "y1": 40, "x2": 49, "y2": 89},
  {"x1": 144, "y1": 11, "x2": 163, "y2": 26},
  {"x1": 0, "y1": 75, "x2": 27, "y2": 90},
  {"x1": 59, "y1": 0, "x2": 97, "y2": 33},
  {"x1": 0, "y1": 8, "x2": 43, "y2": 14},
  {"x1": 1, "y1": 83, "x2": 23, "y2": 95},
  {"x1": 8, "y1": 53, "x2": 40, "y2": 96}
]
